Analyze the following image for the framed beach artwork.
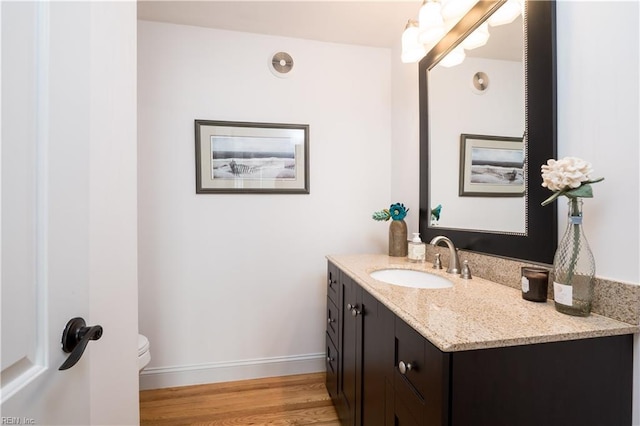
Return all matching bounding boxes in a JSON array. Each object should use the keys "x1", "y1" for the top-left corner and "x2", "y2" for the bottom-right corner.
[
  {"x1": 459, "y1": 134, "x2": 525, "y2": 197},
  {"x1": 195, "y1": 120, "x2": 309, "y2": 194}
]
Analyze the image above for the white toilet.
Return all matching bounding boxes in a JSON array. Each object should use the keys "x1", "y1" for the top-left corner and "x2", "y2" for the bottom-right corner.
[{"x1": 138, "y1": 334, "x2": 151, "y2": 371}]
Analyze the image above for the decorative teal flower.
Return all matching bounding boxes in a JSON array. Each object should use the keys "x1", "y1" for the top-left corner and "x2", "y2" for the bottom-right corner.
[
  {"x1": 431, "y1": 204, "x2": 442, "y2": 221},
  {"x1": 372, "y1": 203, "x2": 409, "y2": 221},
  {"x1": 389, "y1": 203, "x2": 409, "y2": 221}
]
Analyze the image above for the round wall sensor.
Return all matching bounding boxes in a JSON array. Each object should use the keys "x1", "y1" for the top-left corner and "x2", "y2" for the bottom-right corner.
[
  {"x1": 471, "y1": 71, "x2": 489, "y2": 94},
  {"x1": 269, "y1": 51, "x2": 294, "y2": 78}
]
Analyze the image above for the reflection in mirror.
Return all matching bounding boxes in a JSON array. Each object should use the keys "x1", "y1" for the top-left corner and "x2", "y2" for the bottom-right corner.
[
  {"x1": 428, "y1": 15, "x2": 525, "y2": 234},
  {"x1": 419, "y1": 1, "x2": 557, "y2": 264}
]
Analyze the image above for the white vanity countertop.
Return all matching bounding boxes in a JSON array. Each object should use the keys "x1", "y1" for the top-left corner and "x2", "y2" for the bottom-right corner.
[{"x1": 327, "y1": 254, "x2": 639, "y2": 352}]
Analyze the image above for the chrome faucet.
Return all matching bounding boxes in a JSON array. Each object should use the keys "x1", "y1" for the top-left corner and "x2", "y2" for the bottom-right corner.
[{"x1": 429, "y1": 236, "x2": 461, "y2": 275}]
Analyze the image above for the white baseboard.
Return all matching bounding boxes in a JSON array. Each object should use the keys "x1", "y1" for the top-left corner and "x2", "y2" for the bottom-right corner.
[{"x1": 139, "y1": 352, "x2": 326, "y2": 390}]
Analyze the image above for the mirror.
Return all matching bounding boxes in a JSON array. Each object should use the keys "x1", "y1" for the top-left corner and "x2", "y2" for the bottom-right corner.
[
  {"x1": 419, "y1": 0, "x2": 557, "y2": 264},
  {"x1": 429, "y1": 15, "x2": 525, "y2": 234}
]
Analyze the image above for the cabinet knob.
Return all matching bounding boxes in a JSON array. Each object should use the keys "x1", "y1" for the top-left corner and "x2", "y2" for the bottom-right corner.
[
  {"x1": 347, "y1": 303, "x2": 353, "y2": 310},
  {"x1": 328, "y1": 278, "x2": 334, "y2": 287},
  {"x1": 327, "y1": 317, "x2": 335, "y2": 324},
  {"x1": 326, "y1": 356, "x2": 334, "y2": 362},
  {"x1": 398, "y1": 361, "x2": 413, "y2": 375},
  {"x1": 351, "y1": 308, "x2": 361, "y2": 317}
]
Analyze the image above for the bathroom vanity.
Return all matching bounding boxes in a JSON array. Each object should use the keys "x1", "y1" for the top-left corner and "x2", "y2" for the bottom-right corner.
[{"x1": 325, "y1": 255, "x2": 637, "y2": 426}]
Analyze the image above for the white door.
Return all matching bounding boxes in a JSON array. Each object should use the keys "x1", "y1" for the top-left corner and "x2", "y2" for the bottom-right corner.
[{"x1": 1, "y1": 2, "x2": 139, "y2": 424}]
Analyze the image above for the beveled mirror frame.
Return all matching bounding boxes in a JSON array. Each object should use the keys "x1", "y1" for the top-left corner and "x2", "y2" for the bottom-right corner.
[{"x1": 419, "y1": 0, "x2": 557, "y2": 264}]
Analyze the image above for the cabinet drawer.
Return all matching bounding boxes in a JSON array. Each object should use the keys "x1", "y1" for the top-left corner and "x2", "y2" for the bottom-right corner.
[
  {"x1": 327, "y1": 262, "x2": 339, "y2": 305},
  {"x1": 395, "y1": 317, "x2": 427, "y2": 399},
  {"x1": 326, "y1": 297, "x2": 339, "y2": 346},
  {"x1": 325, "y1": 333, "x2": 339, "y2": 401}
]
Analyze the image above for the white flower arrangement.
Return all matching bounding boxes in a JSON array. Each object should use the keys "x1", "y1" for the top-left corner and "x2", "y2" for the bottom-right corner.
[{"x1": 541, "y1": 157, "x2": 604, "y2": 206}]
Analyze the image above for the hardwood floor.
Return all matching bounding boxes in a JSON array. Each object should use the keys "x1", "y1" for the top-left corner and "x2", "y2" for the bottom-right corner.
[{"x1": 139, "y1": 372, "x2": 340, "y2": 426}]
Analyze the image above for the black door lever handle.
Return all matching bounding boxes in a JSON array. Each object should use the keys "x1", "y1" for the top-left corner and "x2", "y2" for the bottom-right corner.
[{"x1": 59, "y1": 317, "x2": 103, "y2": 370}]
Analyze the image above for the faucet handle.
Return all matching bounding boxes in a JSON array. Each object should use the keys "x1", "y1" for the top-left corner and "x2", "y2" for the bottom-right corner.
[
  {"x1": 461, "y1": 260, "x2": 472, "y2": 279},
  {"x1": 433, "y1": 253, "x2": 442, "y2": 270}
]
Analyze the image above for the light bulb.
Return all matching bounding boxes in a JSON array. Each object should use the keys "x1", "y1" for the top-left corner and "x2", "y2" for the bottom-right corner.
[
  {"x1": 439, "y1": 46, "x2": 465, "y2": 68},
  {"x1": 401, "y1": 20, "x2": 426, "y2": 63},
  {"x1": 488, "y1": 0, "x2": 522, "y2": 27},
  {"x1": 441, "y1": 0, "x2": 476, "y2": 24},
  {"x1": 418, "y1": 0, "x2": 445, "y2": 45},
  {"x1": 461, "y1": 22, "x2": 490, "y2": 50}
]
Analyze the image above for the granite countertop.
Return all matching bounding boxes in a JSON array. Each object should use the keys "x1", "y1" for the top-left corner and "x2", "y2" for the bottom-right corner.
[{"x1": 327, "y1": 254, "x2": 639, "y2": 352}]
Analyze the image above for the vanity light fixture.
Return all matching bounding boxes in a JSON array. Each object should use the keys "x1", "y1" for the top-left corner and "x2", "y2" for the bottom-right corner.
[
  {"x1": 401, "y1": 20, "x2": 427, "y2": 63},
  {"x1": 400, "y1": 0, "x2": 522, "y2": 64}
]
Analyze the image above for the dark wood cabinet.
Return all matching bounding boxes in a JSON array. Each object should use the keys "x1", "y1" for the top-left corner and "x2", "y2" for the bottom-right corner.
[
  {"x1": 326, "y1": 263, "x2": 394, "y2": 426},
  {"x1": 326, "y1": 262, "x2": 633, "y2": 426},
  {"x1": 325, "y1": 262, "x2": 340, "y2": 403}
]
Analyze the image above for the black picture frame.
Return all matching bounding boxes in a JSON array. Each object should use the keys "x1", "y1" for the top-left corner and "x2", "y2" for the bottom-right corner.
[{"x1": 195, "y1": 120, "x2": 309, "y2": 194}]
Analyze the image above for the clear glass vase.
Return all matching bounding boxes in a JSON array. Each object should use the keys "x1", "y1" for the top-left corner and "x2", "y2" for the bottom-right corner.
[{"x1": 553, "y1": 198, "x2": 595, "y2": 316}]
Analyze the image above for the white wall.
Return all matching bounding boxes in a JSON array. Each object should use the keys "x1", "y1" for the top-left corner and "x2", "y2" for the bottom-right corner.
[
  {"x1": 391, "y1": 0, "x2": 639, "y2": 422},
  {"x1": 391, "y1": 40, "x2": 421, "y2": 237},
  {"x1": 556, "y1": 1, "x2": 639, "y2": 284},
  {"x1": 137, "y1": 21, "x2": 391, "y2": 388},
  {"x1": 555, "y1": 3, "x2": 639, "y2": 424}
]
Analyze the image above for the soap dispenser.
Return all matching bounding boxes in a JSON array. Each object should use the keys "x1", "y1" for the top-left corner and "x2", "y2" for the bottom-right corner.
[{"x1": 408, "y1": 233, "x2": 426, "y2": 263}]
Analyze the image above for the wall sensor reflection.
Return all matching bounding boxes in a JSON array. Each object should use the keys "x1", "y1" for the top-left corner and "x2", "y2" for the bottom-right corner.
[{"x1": 471, "y1": 71, "x2": 489, "y2": 94}]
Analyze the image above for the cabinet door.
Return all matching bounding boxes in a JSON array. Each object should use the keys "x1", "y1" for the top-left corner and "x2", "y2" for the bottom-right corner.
[
  {"x1": 395, "y1": 317, "x2": 450, "y2": 426},
  {"x1": 338, "y1": 274, "x2": 362, "y2": 426},
  {"x1": 361, "y1": 289, "x2": 394, "y2": 426},
  {"x1": 450, "y1": 334, "x2": 633, "y2": 426},
  {"x1": 393, "y1": 376, "x2": 425, "y2": 426}
]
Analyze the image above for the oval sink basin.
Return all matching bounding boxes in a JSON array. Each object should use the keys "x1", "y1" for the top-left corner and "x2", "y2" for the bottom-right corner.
[{"x1": 369, "y1": 269, "x2": 453, "y2": 289}]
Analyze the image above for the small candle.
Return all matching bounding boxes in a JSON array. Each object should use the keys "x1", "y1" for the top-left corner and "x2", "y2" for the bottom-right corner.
[{"x1": 521, "y1": 267, "x2": 550, "y2": 302}]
